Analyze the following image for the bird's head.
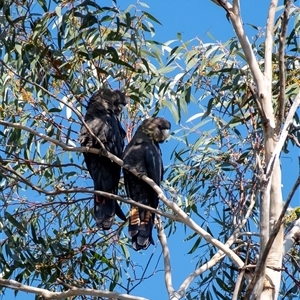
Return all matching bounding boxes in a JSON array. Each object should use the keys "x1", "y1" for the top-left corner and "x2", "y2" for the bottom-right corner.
[
  {"x1": 113, "y1": 90, "x2": 127, "y2": 116},
  {"x1": 141, "y1": 117, "x2": 171, "y2": 143},
  {"x1": 87, "y1": 89, "x2": 114, "y2": 112},
  {"x1": 87, "y1": 89, "x2": 127, "y2": 115}
]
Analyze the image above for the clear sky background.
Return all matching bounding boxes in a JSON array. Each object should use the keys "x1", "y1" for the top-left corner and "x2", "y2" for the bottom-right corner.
[{"x1": 3, "y1": 1, "x2": 299, "y2": 299}]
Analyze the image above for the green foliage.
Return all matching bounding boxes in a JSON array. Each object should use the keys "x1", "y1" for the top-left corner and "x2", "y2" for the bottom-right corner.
[{"x1": 0, "y1": 0, "x2": 300, "y2": 299}]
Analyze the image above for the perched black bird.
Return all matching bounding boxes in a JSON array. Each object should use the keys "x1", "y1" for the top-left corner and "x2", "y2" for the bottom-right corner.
[
  {"x1": 79, "y1": 89, "x2": 127, "y2": 229},
  {"x1": 123, "y1": 117, "x2": 171, "y2": 250}
]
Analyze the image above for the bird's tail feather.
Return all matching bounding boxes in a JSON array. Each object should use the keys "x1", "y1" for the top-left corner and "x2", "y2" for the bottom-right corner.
[
  {"x1": 115, "y1": 202, "x2": 127, "y2": 221},
  {"x1": 94, "y1": 195, "x2": 115, "y2": 230},
  {"x1": 129, "y1": 207, "x2": 154, "y2": 250},
  {"x1": 128, "y1": 206, "x2": 139, "y2": 237}
]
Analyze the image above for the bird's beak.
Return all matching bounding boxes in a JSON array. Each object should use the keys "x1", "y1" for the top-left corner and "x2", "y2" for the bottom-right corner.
[{"x1": 161, "y1": 129, "x2": 170, "y2": 139}]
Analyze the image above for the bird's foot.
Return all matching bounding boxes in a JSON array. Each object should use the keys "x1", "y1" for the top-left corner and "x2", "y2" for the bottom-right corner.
[
  {"x1": 123, "y1": 165, "x2": 147, "y2": 179},
  {"x1": 98, "y1": 148, "x2": 108, "y2": 157},
  {"x1": 123, "y1": 164, "x2": 138, "y2": 174},
  {"x1": 135, "y1": 171, "x2": 147, "y2": 179}
]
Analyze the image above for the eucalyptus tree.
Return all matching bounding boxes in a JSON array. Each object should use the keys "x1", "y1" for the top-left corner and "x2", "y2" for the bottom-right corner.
[{"x1": 0, "y1": 0, "x2": 299, "y2": 300}]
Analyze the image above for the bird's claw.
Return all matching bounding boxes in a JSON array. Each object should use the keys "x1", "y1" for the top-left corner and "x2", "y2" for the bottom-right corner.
[
  {"x1": 137, "y1": 172, "x2": 147, "y2": 179},
  {"x1": 123, "y1": 165, "x2": 146, "y2": 179},
  {"x1": 98, "y1": 148, "x2": 108, "y2": 157}
]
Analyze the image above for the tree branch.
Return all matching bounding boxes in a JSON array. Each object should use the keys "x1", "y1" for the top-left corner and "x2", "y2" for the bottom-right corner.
[
  {"x1": 265, "y1": 91, "x2": 300, "y2": 178},
  {"x1": 288, "y1": 133, "x2": 300, "y2": 147},
  {"x1": 244, "y1": 91, "x2": 300, "y2": 298},
  {"x1": 156, "y1": 216, "x2": 178, "y2": 300},
  {"x1": 0, "y1": 162, "x2": 176, "y2": 221},
  {"x1": 232, "y1": 240, "x2": 251, "y2": 300},
  {"x1": 231, "y1": 0, "x2": 265, "y2": 91},
  {"x1": 265, "y1": 0, "x2": 279, "y2": 85},
  {"x1": 0, "y1": 120, "x2": 244, "y2": 269},
  {"x1": 175, "y1": 191, "x2": 257, "y2": 298},
  {"x1": 231, "y1": 0, "x2": 277, "y2": 129},
  {"x1": 0, "y1": 277, "x2": 148, "y2": 300},
  {"x1": 283, "y1": 175, "x2": 300, "y2": 256},
  {"x1": 278, "y1": 0, "x2": 291, "y2": 128}
]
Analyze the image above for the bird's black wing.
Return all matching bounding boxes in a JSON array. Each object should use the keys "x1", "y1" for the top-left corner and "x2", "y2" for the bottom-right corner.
[
  {"x1": 79, "y1": 92, "x2": 126, "y2": 229},
  {"x1": 123, "y1": 142, "x2": 152, "y2": 250},
  {"x1": 123, "y1": 140, "x2": 162, "y2": 250},
  {"x1": 123, "y1": 117, "x2": 170, "y2": 250}
]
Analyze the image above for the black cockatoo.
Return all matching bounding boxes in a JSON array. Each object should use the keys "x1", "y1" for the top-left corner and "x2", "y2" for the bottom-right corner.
[
  {"x1": 123, "y1": 117, "x2": 171, "y2": 250},
  {"x1": 79, "y1": 89, "x2": 127, "y2": 229}
]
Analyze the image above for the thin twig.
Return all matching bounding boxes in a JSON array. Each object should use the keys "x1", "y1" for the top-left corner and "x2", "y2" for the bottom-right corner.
[
  {"x1": 232, "y1": 240, "x2": 251, "y2": 300},
  {"x1": 266, "y1": 91, "x2": 300, "y2": 177},
  {"x1": 288, "y1": 133, "x2": 300, "y2": 147}
]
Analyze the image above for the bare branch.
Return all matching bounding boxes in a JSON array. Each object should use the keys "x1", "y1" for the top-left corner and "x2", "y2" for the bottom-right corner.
[
  {"x1": 266, "y1": 90, "x2": 300, "y2": 177},
  {"x1": 278, "y1": 0, "x2": 291, "y2": 127},
  {"x1": 231, "y1": 0, "x2": 277, "y2": 129},
  {"x1": 231, "y1": 0, "x2": 265, "y2": 91},
  {"x1": 156, "y1": 216, "x2": 178, "y2": 299},
  {"x1": 265, "y1": 0, "x2": 279, "y2": 84},
  {"x1": 0, "y1": 277, "x2": 148, "y2": 300},
  {"x1": 152, "y1": 187, "x2": 244, "y2": 268}
]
